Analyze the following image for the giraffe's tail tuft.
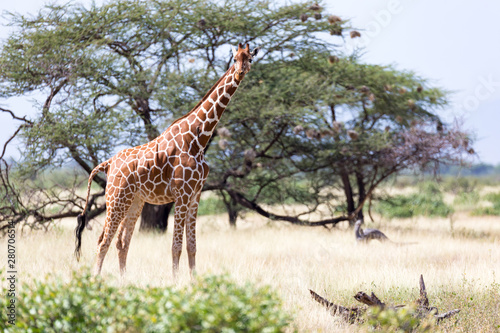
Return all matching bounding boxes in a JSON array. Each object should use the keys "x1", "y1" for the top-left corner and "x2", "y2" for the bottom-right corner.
[{"x1": 74, "y1": 212, "x2": 87, "y2": 261}]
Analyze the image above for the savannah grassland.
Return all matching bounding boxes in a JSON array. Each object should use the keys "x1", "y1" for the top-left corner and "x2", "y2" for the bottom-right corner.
[{"x1": 2, "y1": 184, "x2": 500, "y2": 332}]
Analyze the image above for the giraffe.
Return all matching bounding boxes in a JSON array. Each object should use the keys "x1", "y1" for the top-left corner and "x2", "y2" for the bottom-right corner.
[{"x1": 75, "y1": 43, "x2": 258, "y2": 278}]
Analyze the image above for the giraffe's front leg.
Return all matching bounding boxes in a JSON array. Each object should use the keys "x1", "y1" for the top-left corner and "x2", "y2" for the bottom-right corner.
[
  {"x1": 172, "y1": 197, "x2": 188, "y2": 280},
  {"x1": 186, "y1": 191, "x2": 202, "y2": 279}
]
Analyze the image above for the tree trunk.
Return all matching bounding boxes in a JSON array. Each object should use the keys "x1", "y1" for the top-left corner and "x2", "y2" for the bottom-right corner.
[
  {"x1": 331, "y1": 104, "x2": 357, "y2": 227},
  {"x1": 139, "y1": 202, "x2": 173, "y2": 232},
  {"x1": 355, "y1": 170, "x2": 365, "y2": 222},
  {"x1": 131, "y1": 97, "x2": 175, "y2": 232},
  {"x1": 340, "y1": 168, "x2": 356, "y2": 227},
  {"x1": 228, "y1": 207, "x2": 238, "y2": 228},
  {"x1": 222, "y1": 190, "x2": 239, "y2": 228}
]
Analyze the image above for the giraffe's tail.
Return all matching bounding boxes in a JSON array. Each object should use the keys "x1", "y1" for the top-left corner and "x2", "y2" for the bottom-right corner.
[{"x1": 75, "y1": 160, "x2": 110, "y2": 261}]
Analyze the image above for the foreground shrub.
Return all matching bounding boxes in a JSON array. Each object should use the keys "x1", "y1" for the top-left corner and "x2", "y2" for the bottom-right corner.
[
  {"x1": 376, "y1": 182, "x2": 453, "y2": 218},
  {"x1": 362, "y1": 306, "x2": 436, "y2": 333},
  {"x1": 0, "y1": 271, "x2": 291, "y2": 332}
]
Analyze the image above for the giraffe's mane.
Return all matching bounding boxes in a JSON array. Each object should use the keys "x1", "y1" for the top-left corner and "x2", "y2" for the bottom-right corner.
[{"x1": 168, "y1": 65, "x2": 235, "y2": 128}]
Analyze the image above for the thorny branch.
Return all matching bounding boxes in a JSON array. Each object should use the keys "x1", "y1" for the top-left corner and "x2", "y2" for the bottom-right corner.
[{"x1": 0, "y1": 107, "x2": 106, "y2": 232}]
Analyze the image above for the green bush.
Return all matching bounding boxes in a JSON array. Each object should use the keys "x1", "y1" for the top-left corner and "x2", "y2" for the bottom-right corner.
[
  {"x1": 0, "y1": 271, "x2": 291, "y2": 332},
  {"x1": 363, "y1": 306, "x2": 436, "y2": 332},
  {"x1": 376, "y1": 182, "x2": 453, "y2": 218},
  {"x1": 453, "y1": 191, "x2": 480, "y2": 209},
  {"x1": 471, "y1": 206, "x2": 500, "y2": 216},
  {"x1": 471, "y1": 192, "x2": 500, "y2": 216},
  {"x1": 197, "y1": 195, "x2": 227, "y2": 216},
  {"x1": 442, "y1": 177, "x2": 478, "y2": 194}
]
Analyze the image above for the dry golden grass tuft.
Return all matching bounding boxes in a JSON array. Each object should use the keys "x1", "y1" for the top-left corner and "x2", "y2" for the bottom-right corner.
[{"x1": 3, "y1": 212, "x2": 500, "y2": 332}]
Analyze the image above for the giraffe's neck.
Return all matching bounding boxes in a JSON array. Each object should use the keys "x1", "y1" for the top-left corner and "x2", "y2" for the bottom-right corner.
[{"x1": 169, "y1": 65, "x2": 241, "y2": 153}]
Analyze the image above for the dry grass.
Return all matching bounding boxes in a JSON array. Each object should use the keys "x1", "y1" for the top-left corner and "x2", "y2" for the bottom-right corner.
[{"x1": 4, "y1": 212, "x2": 500, "y2": 332}]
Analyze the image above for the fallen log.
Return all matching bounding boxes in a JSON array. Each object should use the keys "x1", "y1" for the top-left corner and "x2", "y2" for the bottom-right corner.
[
  {"x1": 435, "y1": 309, "x2": 461, "y2": 322},
  {"x1": 413, "y1": 274, "x2": 461, "y2": 322},
  {"x1": 309, "y1": 289, "x2": 362, "y2": 323},
  {"x1": 415, "y1": 273, "x2": 438, "y2": 317},
  {"x1": 310, "y1": 274, "x2": 460, "y2": 324},
  {"x1": 354, "y1": 291, "x2": 386, "y2": 308}
]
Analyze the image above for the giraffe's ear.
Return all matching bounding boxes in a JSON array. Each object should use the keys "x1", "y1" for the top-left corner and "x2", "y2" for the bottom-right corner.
[
  {"x1": 251, "y1": 47, "x2": 260, "y2": 57},
  {"x1": 232, "y1": 46, "x2": 238, "y2": 58}
]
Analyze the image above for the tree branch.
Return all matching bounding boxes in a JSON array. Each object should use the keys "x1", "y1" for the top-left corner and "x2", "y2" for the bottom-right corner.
[{"x1": 228, "y1": 189, "x2": 349, "y2": 227}]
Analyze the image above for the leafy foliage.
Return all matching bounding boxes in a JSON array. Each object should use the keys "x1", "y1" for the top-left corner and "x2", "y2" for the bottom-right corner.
[
  {"x1": 204, "y1": 50, "x2": 471, "y2": 225},
  {"x1": 453, "y1": 191, "x2": 480, "y2": 210},
  {"x1": 376, "y1": 182, "x2": 453, "y2": 218},
  {"x1": 442, "y1": 177, "x2": 479, "y2": 194},
  {"x1": 0, "y1": 0, "x2": 349, "y2": 228},
  {"x1": 0, "y1": 0, "x2": 472, "y2": 229},
  {"x1": 197, "y1": 195, "x2": 227, "y2": 216},
  {"x1": 471, "y1": 192, "x2": 500, "y2": 216},
  {"x1": 0, "y1": 271, "x2": 291, "y2": 332},
  {"x1": 363, "y1": 306, "x2": 436, "y2": 332}
]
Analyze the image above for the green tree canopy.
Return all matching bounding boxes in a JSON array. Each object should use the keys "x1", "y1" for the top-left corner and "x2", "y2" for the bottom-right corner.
[
  {"x1": 0, "y1": 0, "x2": 471, "y2": 230},
  {"x1": 205, "y1": 51, "x2": 471, "y2": 226}
]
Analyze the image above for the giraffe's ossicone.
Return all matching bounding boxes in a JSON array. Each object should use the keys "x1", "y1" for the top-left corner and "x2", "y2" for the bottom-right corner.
[{"x1": 75, "y1": 43, "x2": 259, "y2": 278}]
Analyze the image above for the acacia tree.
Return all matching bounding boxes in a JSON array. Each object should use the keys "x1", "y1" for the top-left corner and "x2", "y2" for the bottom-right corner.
[
  {"x1": 0, "y1": 0, "x2": 347, "y2": 230},
  {"x1": 204, "y1": 52, "x2": 472, "y2": 227},
  {"x1": 0, "y1": 0, "x2": 471, "y2": 231}
]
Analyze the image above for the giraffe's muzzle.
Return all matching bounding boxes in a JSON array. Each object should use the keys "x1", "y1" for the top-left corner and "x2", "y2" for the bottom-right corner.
[{"x1": 235, "y1": 70, "x2": 245, "y2": 81}]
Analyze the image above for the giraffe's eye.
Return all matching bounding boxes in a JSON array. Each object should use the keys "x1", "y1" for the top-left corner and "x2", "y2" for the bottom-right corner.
[
  {"x1": 249, "y1": 59, "x2": 253, "y2": 63},
  {"x1": 233, "y1": 58, "x2": 236, "y2": 62}
]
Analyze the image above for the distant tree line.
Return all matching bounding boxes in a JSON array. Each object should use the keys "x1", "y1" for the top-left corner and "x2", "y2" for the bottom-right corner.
[{"x1": 438, "y1": 163, "x2": 500, "y2": 177}]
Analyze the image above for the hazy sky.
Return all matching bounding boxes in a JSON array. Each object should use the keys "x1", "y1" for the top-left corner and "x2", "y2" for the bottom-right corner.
[{"x1": 1, "y1": 0, "x2": 499, "y2": 163}]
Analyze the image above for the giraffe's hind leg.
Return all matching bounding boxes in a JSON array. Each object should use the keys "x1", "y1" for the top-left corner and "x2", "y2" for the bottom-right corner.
[
  {"x1": 116, "y1": 195, "x2": 145, "y2": 275},
  {"x1": 93, "y1": 192, "x2": 135, "y2": 276}
]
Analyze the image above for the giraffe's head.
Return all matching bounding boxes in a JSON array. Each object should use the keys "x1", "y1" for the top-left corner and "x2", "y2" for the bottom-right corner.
[{"x1": 232, "y1": 43, "x2": 259, "y2": 81}]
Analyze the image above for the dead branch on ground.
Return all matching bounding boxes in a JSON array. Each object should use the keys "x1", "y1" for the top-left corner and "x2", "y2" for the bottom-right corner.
[{"x1": 309, "y1": 274, "x2": 460, "y2": 324}]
